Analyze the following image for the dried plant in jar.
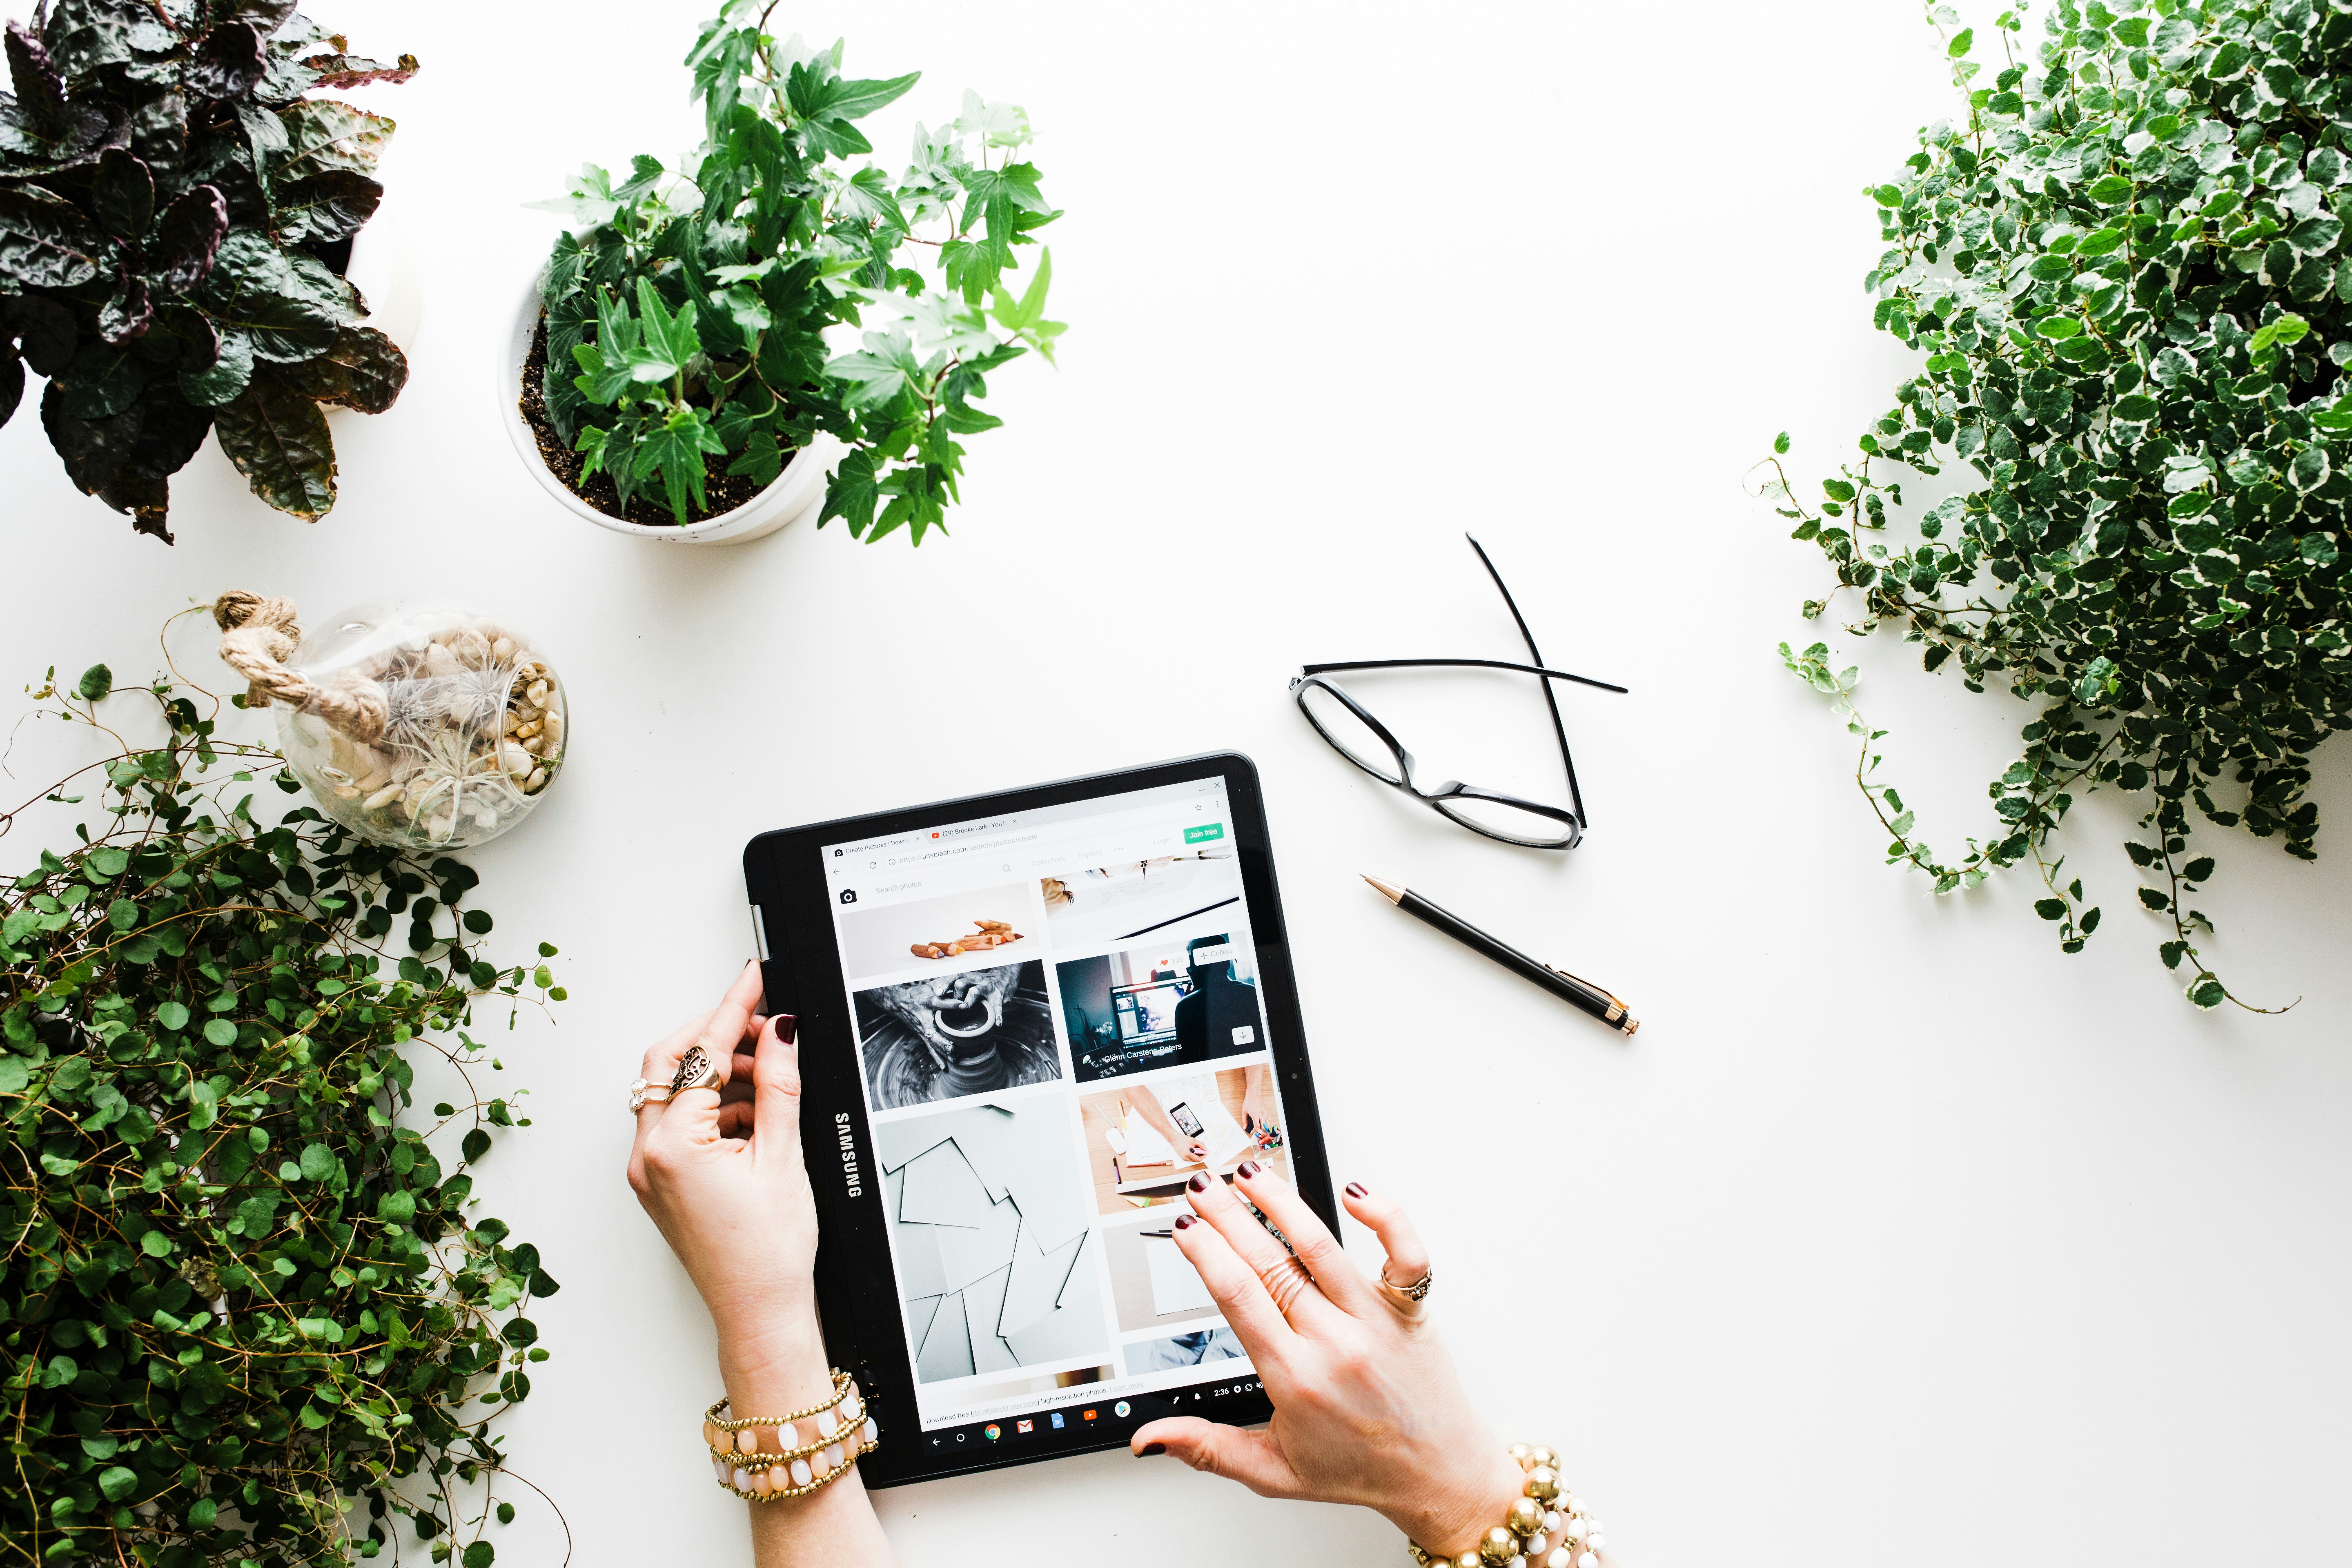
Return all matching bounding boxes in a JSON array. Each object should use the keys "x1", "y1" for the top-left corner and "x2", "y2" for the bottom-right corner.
[{"x1": 215, "y1": 591, "x2": 567, "y2": 849}]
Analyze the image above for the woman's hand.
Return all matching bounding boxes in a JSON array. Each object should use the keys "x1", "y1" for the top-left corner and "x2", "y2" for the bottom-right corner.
[
  {"x1": 625, "y1": 962, "x2": 896, "y2": 1566},
  {"x1": 1131, "y1": 1166, "x2": 1527, "y2": 1559},
  {"x1": 624, "y1": 962, "x2": 829, "y2": 1404}
]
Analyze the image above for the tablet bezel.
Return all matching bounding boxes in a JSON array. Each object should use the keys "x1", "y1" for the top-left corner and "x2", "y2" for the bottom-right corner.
[{"x1": 742, "y1": 752, "x2": 1335, "y2": 1487}]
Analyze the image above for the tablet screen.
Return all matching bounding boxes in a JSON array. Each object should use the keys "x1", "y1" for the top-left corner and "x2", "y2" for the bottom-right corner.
[{"x1": 818, "y1": 774, "x2": 1292, "y2": 1443}]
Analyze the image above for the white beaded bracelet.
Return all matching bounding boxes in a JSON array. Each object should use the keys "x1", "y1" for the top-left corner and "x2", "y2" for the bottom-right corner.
[
  {"x1": 1403, "y1": 1442, "x2": 1608, "y2": 1568},
  {"x1": 700, "y1": 1370, "x2": 881, "y2": 1502}
]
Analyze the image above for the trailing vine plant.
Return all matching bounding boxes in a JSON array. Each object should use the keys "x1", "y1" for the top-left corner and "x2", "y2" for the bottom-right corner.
[
  {"x1": 0, "y1": 627, "x2": 566, "y2": 1566},
  {"x1": 1762, "y1": 0, "x2": 2352, "y2": 1009}
]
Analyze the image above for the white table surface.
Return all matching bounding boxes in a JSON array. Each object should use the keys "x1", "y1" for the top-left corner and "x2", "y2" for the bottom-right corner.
[{"x1": 6, "y1": 2, "x2": 2350, "y2": 1563}]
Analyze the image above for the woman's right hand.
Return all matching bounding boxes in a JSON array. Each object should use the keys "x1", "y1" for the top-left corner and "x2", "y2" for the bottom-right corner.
[{"x1": 1129, "y1": 1166, "x2": 1530, "y2": 1558}]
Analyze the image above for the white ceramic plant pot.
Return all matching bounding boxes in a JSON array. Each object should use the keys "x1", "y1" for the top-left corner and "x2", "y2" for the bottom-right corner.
[
  {"x1": 345, "y1": 202, "x2": 422, "y2": 355},
  {"x1": 499, "y1": 266, "x2": 843, "y2": 545}
]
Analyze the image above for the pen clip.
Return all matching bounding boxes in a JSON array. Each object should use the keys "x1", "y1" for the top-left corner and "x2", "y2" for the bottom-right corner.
[{"x1": 1544, "y1": 962, "x2": 1626, "y2": 1023}]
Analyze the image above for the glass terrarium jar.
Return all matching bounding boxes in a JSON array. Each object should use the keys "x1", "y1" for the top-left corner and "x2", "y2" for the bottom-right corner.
[{"x1": 275, "y1": 599, "x2": 566, "y2": 850}]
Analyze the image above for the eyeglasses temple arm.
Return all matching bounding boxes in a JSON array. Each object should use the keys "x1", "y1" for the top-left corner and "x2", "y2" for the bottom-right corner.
[
  {"x1": 1463, "y1": 532, "x2": 1584, "y2": 827},
  {"x1": 1297, "y1": 657, "x2": 1628, "y2": 695}
]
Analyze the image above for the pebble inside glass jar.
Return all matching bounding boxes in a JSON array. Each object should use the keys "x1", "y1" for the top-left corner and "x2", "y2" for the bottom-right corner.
[{"x1": 276, "y1": 601, "x2": 567, "y2": 850}]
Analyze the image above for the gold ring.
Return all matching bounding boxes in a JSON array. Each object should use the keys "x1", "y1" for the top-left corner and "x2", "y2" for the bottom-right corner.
[
  {"x1": 1379, "y1": 1265, "x2": 1434, "y2": 1303},
  {"x1": 670, "y1": 1044, "x2": 723, "y2": 1097},
  {"x1": 1259, "y1": 1254, "x2": 1316, "y2": 1315}
]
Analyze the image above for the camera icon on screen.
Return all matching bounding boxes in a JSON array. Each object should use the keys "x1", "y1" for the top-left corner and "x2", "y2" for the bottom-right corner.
[{"x1": 840, "y1": 889, "x2": 858, "y2": 904}]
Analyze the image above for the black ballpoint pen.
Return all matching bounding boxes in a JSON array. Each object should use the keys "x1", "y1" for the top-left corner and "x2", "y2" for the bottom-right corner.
[{"x1": 1363, "y1": 875, "x2": 1639, "y2": 1035}]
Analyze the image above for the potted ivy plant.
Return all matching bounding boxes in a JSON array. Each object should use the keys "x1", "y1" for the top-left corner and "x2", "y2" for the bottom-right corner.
[
  {"x1": 0, "y1": 2, "x2": 418, "y2": 543},
  {"x1": 507, "y1": 5, "x2": 1065, "y2": 546}
]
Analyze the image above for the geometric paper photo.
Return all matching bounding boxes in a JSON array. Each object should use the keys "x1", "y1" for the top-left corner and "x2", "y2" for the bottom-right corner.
[{"x1": 876, "y1": 1098, "x2": 1108, "y2": 1383}]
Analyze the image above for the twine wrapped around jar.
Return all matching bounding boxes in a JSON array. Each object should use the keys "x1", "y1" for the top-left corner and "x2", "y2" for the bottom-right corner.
[
  {"x1": 213, "y1": 590, "x2": 566, "y2": 851},
  {"x1": 213, "y1": 590, "x2": 389, "y2": 744}
]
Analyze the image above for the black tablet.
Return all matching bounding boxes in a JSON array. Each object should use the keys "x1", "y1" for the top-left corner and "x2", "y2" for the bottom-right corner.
[{"x1": 742, "y1": 753, "x2": 1335, "y2": 1486}]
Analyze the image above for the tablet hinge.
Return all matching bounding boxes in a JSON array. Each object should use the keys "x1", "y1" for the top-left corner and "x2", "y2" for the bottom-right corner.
[{"x1": 749, "y1": 902, "x2": 771, "y2": 962}]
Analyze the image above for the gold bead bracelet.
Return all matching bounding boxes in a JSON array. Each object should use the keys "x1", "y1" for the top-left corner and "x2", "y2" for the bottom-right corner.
[
  {"x1": 1405, "y1": 1443, "x2": 1608, "y2": 1568},
  {"x1": 701, "y1": 1369, "x2": 880, "y2": 1502}
]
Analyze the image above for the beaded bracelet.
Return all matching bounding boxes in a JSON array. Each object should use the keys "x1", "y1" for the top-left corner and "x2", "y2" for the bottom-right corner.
[
  {"x1": 1404, "y1": 1443, "x2": 1608, "y2": 1568},
  {"x1": 700, "y1": 1369, "x2": 882, "y2": 1502}
]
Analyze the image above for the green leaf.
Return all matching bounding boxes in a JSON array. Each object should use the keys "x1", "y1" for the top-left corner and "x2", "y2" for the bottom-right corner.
[
  {"x1": 2086, "y1": 174, "x2": 2134, "y2": 205},
  {"x1": 1947, "y1": 27, "x2": 1972, "y2": 56},
  {"x1": 203, "y1": 1019, "x2": 237, "y2": 1047},
  {"x1": 274, "y1": 327, "x2": 408, "y2": 416},
  {"x1": 0, "y1": 185, "x2": 109, "y2": 289},
  {"x1": 270, "y1": 169, "x2": 383, "y2": 247},
  {"x1": 633, "y1": 405, "x2": 727, "y2": 523},
  {"x1": 180, "y1": 331, "x2": 256, "y2": 408},
  {"x1": 97, "y1": 1466, "x2": 138, "y2": 1502},
  {"x1": 820, "y1": 448, "x2": 880, "y2": 536},
  {"x1": 298, "y1": 1142, "x2": 336, "y2": 1181},
  {"x1": 631, "y1": 277, "x2": 702, "y2": 379},
  {"x1": 270, "y1": 100, "x2": 394, "y2": 183},
  {"x1": 214, "y1": 370, "x2": 337, "y2": 519},
  {"x1": 76, "y1": 664, "x2": 112, "y2": 701},
  {"x1": 463, "y1": 1541, "x2": 496, "y2": 1568},
  {"x1": 828, "y1": 70, "x2": 921, "y2": 121},
  {"x1": 2033, "y1": 898, "x2": 2068, "y2": 920}
]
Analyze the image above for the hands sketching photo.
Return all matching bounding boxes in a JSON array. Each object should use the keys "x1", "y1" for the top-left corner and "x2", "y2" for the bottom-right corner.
[{"x1": 629, "y1": 965, "x2": 1624, "y2": 1568}]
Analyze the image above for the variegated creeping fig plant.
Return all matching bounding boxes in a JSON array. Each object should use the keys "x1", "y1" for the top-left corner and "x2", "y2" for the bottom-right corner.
[
  {"x1": 0, "y1": 0, "x2": 417, "y2": 541},
  {"x1": 0, "y1": 653, "x2": 565, "y2": 1566},
  {"x1": 528, "y1": 2, "x2": 1066, "y2": 539},
  {"x1": 1763, "y1": 0, "x2": 2352, "y2": 1010}
]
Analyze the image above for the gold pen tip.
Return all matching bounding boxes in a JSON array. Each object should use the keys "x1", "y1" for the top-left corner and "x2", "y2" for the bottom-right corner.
[{"x1": 1361, "y1": 874, "x2": 1405, "y2": 904}]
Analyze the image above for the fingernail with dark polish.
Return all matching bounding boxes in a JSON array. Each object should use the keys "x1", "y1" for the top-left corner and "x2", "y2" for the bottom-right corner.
[
  {"x1": 1139, "y1": 1442, "x2": 1166, "y2": 1457},
  {"x1": 1237, "y1": 1159, "x2": 1260, "y2": 1179},
  {"x1": 1173, "y1": 1214, "x2": 1194, "y2": 1230},
  {"x1": 1187, "y1": 1172, "x2": 1211, "y2": 1193},
  {"x1": 1345, "y1": 1181, "x2": 1367, "y2": 1198}
]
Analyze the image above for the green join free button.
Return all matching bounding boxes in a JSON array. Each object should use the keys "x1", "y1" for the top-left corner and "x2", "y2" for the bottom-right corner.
[{"x1": 1184, "y1": 822, "x2": 1225, "y2": 845}]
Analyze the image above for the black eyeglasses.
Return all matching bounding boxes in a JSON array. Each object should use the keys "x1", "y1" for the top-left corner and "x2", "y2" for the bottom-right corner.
[{"x1": 1287, "y1": 534, "x2": 1626, "y2": 849}]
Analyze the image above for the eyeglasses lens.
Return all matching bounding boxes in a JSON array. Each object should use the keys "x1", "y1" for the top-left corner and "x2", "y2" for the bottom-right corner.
[
  {"x1": 1296, "y1": 684, "x2": 1405, "y2": 784},
  {"x1": 1434, "y1": 793, "x2": 1577, "y2": 848}
]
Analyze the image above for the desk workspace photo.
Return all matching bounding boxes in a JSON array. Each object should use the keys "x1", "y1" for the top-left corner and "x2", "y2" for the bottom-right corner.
[{"x1": 3, "y1": 1, "x2": 2350, "y2": 1567}]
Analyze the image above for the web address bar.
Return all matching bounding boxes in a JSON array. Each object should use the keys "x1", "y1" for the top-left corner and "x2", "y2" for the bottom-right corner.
[{"x1": 913, "y1": 805, "x2": 1207, "y2": 869}]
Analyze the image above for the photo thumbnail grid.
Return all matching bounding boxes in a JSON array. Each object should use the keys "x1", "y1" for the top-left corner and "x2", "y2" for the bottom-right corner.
[{"x1": 821, "y1": 779, "x2": 1294, "y2": 1428}]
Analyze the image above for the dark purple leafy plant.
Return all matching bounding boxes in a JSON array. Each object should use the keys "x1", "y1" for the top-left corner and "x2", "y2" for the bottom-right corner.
[{"x1": 0, "y1": 0, "x2": 419, "y2": 540}]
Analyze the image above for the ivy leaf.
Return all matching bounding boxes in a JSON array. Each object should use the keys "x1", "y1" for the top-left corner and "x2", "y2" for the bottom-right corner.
[
  {"x1": 829, "y1": 71, "x2": 921, "y2": 121},
  {"x1": 820, "y1": 447, "x2": 880, "y2": 536},
  {"x1": 633, "y1": 404, "x2": 726, "y2": 523},
  {"x1": 213, "y1": 368, "x2": 337, "y2": 518},
  {"x1": 76, "y1": 664, "x2": 112, "y2": 701}
]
